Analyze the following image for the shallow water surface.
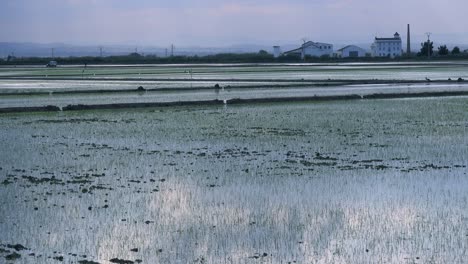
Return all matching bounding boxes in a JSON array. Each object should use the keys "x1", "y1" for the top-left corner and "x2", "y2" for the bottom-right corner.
[{"x1": 0, "y1": 97, "x2": 467, "y2": 263}]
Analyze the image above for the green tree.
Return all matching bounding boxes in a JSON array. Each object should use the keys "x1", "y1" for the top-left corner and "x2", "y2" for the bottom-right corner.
[
  {"x1": 452, "y1": 46, "x2": 461, "y2": 54},
  {"x1": 438, "y1": 45, "x2": 449, "y2": 55},
  {"x1": 418, "y1": 41, "x2": 433, "y2": 57}
]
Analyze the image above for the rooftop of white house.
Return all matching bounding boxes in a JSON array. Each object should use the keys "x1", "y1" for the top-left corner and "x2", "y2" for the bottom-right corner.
[{"x1": 375, "y1": 33, "x2": 401, "y2": 41}]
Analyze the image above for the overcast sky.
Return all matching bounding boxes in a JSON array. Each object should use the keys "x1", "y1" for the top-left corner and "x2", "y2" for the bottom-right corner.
[{"x1": 1, "y1": 0, "x2": 467, "y2": 46}]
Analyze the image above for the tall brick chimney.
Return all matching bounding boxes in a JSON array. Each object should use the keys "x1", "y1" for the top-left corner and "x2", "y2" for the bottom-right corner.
[{"x1": 407, "y1": 24, "x2": 411, "y2": 56}]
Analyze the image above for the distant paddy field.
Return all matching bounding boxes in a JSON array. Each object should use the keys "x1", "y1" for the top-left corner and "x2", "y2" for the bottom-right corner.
[{"x1": 0, "y1": 62, "x2": 467, "y2": 111}]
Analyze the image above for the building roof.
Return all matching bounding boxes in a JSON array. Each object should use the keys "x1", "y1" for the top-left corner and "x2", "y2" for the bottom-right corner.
[
  {"x1": 375, "y1": 37, "x2": 401, "y2": 41},
  {"x1": 302, "y1": 41, "x2": 315, "y2": 48},
  {"x1": 301, "y1": 41, "x2": 330, "y2": 49},
  {"x1": 283, "y1": 47, "x2": 302, "y2": 54},
  {"x1": 375, "y1": 32, "x2": 401, "y2": 41},
  {"x1": 283, "y1": 41, "x2": 332, "y2": 54},
  {"x1": 337, "y1": 45, "x2": 365, "y2": 52},
  {"x1": 303, "y1": 41, "x2": 332, "y2": 47}
]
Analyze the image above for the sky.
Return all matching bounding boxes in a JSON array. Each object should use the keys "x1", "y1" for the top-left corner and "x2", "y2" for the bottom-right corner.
[{"x1": 1, "y1": 0, "x2": 467, "y2": 47}]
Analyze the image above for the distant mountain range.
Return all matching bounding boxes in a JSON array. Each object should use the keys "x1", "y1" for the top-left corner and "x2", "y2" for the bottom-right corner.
[{"x1": 1, "y1": 42, "x2": 466, "y2": 58}]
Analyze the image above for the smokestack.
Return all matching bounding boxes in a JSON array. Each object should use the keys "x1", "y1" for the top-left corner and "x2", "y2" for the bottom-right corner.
[{"x1": 407, "y1": 24, "x2": 411, "y2": 56}]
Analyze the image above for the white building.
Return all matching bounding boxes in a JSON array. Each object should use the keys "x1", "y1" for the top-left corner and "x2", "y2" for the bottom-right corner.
[
  {"x1": 283, "y1": 41, "x2": 333, "y2": 59},
  {"x1": 273, "y1": 46, "x2": 281, "y2": 58},
  {"x1": 336, "y1": 45, "x2": 366, "y2": 58},
  {"x1": 371, "y1": 32, "x2": 402, "y2": 58}
]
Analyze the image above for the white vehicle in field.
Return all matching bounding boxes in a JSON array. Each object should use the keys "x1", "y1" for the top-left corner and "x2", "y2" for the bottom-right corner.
[{"x1": 46, "y1": 60, "x2": 58, "y2": 67}]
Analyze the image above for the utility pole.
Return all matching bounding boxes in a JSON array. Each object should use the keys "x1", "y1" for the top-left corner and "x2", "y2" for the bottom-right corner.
[
  {"x1": 425, "y1": 32, "x2": 431, "y2": 59},
  {"x1": 171, "y1": 44, "x2": 174, "y2": 57},
  {"x1": 51, "y1": 48, "x2": 55, "y2": 58},
  {"x1": 300, "y1": 38, "x2": 307, "y2": 60},
  {"x1": 99, "y1": 46, "x2": 103, "y2": 57},
  {"x1": 165, "y1": 48, "x2": 168, "y2": 57}
]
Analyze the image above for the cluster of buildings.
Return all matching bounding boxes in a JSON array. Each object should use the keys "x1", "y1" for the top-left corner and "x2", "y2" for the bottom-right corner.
[{"x1": 275, "y1": 26, "x2": 410, "y2": 59}]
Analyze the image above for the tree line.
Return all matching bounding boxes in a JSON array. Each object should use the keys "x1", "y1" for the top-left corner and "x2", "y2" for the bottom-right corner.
[
  {"x1": 2, "y1": 48, "x2": 467, "y2": 65},
  {"x1": 418, "y1": 42, "x2": 463, "y2": 57}
]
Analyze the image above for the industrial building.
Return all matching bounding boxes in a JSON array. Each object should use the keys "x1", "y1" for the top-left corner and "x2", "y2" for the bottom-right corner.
[
  {"x1": 336, "y1": 45, "x2": 366, "y2": 58},
  {"x1": 283, "y1": 41, "x2": 333, "y2": 59},
  {"x1": 371, "y1": 32, "x2": 403, "y2": 58}
]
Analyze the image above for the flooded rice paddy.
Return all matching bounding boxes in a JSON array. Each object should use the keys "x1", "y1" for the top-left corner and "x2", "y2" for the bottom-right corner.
[
  {"x1": 1, "y1": 97, "x2": 468, "y2": 263},
  {"x1": 1, "y1": 62, "x2": 468, "y2": 110},
  {"x1": 1, "y1": 62, "x2": 468, "y2": 81},
  {"x1": 0, "y1": 82, "x2": 467, "y2": 109}
]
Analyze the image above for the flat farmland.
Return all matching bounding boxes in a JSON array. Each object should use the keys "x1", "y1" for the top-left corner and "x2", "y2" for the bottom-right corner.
[
  {"x1": 1, "y1": 62, "x2": 468, "y2": 263},
  {"x1": 1, "y1": 97, "x2": 467, "y2": 263},
  {"x1": 0, "y1": 62, "x2": 468, "y2": 110},
  {"x1": 1, "y1": 62, "x2": 468, "y2": 80}
]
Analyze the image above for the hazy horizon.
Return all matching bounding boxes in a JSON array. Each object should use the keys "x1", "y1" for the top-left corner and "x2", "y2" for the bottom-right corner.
[{"x1": 1, "y1": 0, "x2": 468, "y2": 47}]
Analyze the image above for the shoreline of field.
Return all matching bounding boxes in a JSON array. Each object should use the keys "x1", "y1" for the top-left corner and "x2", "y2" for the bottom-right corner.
[
  {"x1": 0, "y1": 79, "x2": 465, "y2": 96},
  {"x1": 2, "y1": 61, "x2": 468, "y2": 69},
  {"x1": 1, "y1": 90, "x2": 467, "y2": 113}
]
